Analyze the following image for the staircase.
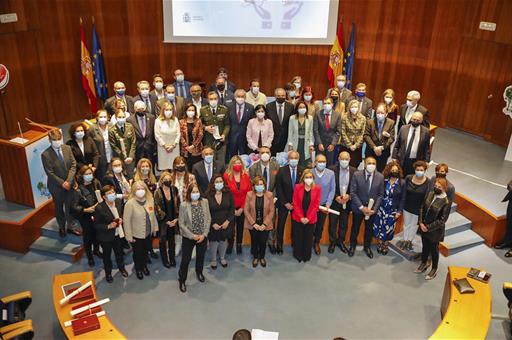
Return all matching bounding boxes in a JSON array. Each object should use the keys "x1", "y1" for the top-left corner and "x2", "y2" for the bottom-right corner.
[
  {"x1": 29, "y1": 218, "x2": 84, "y2": 262},
  {"x1": 390, "y1": 202, "x2": 485, "y2": 260}
]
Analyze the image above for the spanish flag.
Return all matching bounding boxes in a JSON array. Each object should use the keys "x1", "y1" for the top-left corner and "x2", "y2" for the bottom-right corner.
[
  {"x1": 80, "y1": 18, "x2": 97, "y2": 115},
  {"x1": 327, "y1": 19, "x2": 344, "y2": 88}
]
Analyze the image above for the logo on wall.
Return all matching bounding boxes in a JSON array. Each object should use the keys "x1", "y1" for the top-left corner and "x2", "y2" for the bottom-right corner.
[
  {"x1": 503, "y1": 85, "x2": 512, "y2": 118},
  {"x1": 245, "y1": 0, "x2": 303, "y2": 30},
  {"x1": 0, "y1": 64, "x2": 9, "y2": 90}
]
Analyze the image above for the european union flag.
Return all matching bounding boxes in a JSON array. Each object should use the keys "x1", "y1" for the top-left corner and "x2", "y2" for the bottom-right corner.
[
  {"x1": 343, "y1": 23, "x2": 356, "y2": 90},
  {"x1": 92, "y1": 21, "x2": 108, "y2": 102}
]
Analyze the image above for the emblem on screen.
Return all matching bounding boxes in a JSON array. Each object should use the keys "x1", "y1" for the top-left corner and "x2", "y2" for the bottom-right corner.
[
  {"x1": 245, "y1": 0, "x2": 303, "y2": 30},
  {"x1": 183, "y1": 12, "x2": 191, "y2": 23}
]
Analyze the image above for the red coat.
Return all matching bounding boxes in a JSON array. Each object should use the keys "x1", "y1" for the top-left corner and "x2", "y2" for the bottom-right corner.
[
  {"x1": 292, "y1": 183, "x2": 322, "y2": 224},
  {"x1": 223, "y1": 172, "x2": 252, "y2": 208}
]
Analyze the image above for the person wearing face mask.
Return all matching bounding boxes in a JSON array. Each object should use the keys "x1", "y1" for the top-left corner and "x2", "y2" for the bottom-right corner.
[
  {"x1": 157, "y1": 84, "x2": 185, "y2": 117},
  {"x1": 88, "y1": 109, "x2": 113, "y2": 183},
  {"x1": 178, "y1": 184, "x2": 211, "y2": 292},
  {"x1": 93, "y1": 185, "x2": 128, "y2": 283},
  {"x1": 275, "y1": 151, "x2": 302, "y2": 254},
  {"x1": 192, "y1": 147, "x2": 226, "y2": 196},
  {"x1": 345, "y1": 83, "x2": 373, "y2": 119},
  {"x1": 133, "y1": 80, "x2": 158, "y2": 116},
  {"x1": 155, "y1": 101, "x2": 180, "y2": 170},
  {"x1": 134, "y1": 158, "x2": 157, "y2": 193},
  {"x1": 180, "y1": 103, "x2": 204, "y2": 171},
  {"x1": 223, "y1": 156, "x2": 252, "y2": 254},
  {"x1": 372, "y1": 161, "x2": 406, "y2": 255},
  {"x1": 291, "y1": 75, "x2": 303, "y2": 98},
  {"x1": 42, "y1": 129, "x2": 79, "y2": 237},
  {"x1": 328, "y1": 151, "x2": 356, "y2": 254},
  {"x1": 214, "y1": 76, "x2": 234, "y2": 106},
  {"x1": 301, "y1": 86, "x2": 320, "y2": 117},
  {"x1": 398, "y1": 90, "x2": 430, "y2": 131},
  {"x1": 109, "y1": 99, "x2": 130, "y2": 125},
  {"x1": 364, "y1": 103, "x2": 396, "y2": 172},
  {"x1": 415, "y1": 178, "x2": 450, "y2": 280},
  {"x1": 291, "y1": 169, "x2": 321, "y2": 262},
  {"x1": 311, "y1": 154, "x2": 335, "y2": 255},
  {"x1": 341, "y1": 99, "x2": 367, "y2": 168},
  {"x1": 200, "y1": 91, "x2": 231, "y2": 164},
  {"x1": 431, "y1": 163, "x2": 455, "y2": 204},
  {"x1": 66, "y1": 122, "x2": 100, "y2": 175},
  {"x1": 245, "y1": 79, "x2": 267, "y2": 107},
  {"x1": 206, "y1": 174, "x2": 234, "y2": 269},
  {"x1": 151, "y1": 74, "x2": 165, "y2": 100},
  {"x1": 154, "y1": 171, "x2": 180, "y2": 268},
  {"x1": 71, "y1": 165, "x2": 102, "y2": 266},
  {"x1": 244, "y1": 176, "x2": 275, "y2": 267},
  {"x1": 287, "y1": 101, "x2": 315, "y2": 169},
  {"x1": 104, "y1": 81, "x2": 134, "y2": 116},
  {"x1": 208, "y1": 67, "x2": 237, "y2": 93},
  {"x1": 246, "y1": 104, "x2": 274, "y2": 153},
  {"x1": 172, "y1": 69, "x2": 192, "y2": 100},
  {"x1": 267, "y1": 88, "x2": 294, "y2": 155},
  {"x1": 227, "y1": 89, "x2": 255, "y2": 160},
  {"x1": 382, "y1": 89, "x2": 399, "y2": 122},
  {"x1": 392, "y1": 111, "x2": 431, "y2": 176},
  {"x1": 399, "y1": 160, "x2": 431, "y2": 252},
  {"x1": 186, "y1": 83, "x2": 208, "y2": 115},
  {"x1": 335, "y1": 74, "x2": 352, "y2": 103},
  {"x1": 285, "y1": 82, "x2": 298, "y2": 106},
  {"x1": 127, "y1": 100, "x2": 157, "y2": 166},
  {"x1": 349, "y1": 157, "x2": 385, "y2": 258},
  {"x1": 314, "y1": 97, "x2": 342, "y2": 166},
  {"x1": 327, "y1": 88, "x2": 345, "y2": 115},
  {"x1": 123, "y1": 181, "x2": 158, "y2": 280},
  {"x1": 109, "y1": 109, "x2": 136, "y2": 178}
]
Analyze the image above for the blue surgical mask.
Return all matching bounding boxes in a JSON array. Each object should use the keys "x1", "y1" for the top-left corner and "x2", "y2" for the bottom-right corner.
[
  {"x1": 255, "y1": 185, "x2": 265, "y2": 193},
  {"x1": 83, "y1": 174, "x2": 93, "y2": 183},
  {"x1": 106, "y1": 193, "x2": 116, "y2": 202},
  {"x1": 75, "y1": 131, "x2": 85, "y2": 140},
  {"x1": 355, "y1": 91, "x2": 365, "y2": 98},
  {"x1": 116, "y1": 89, "x2": 125, "y2": 96},
  {"x1": 289, "y1": 159, "x2": 299, "y2": 168},
  {"x1": 166, "y1": 93, "x2": 175, "y2": 101},
  {"x1": 204, "y1": 155, "x2": 214, "y2": 164},
  {"x1": 415, "y1": 170, "x2": 425, "y2": 178},
  {"x1": 214, "y1": 182, "x2": 224, "y2": 191},
  {"x1": 316, "y1": 162, "x2": 326, "y2": 171},
  {"x1": 191, "y1": 192, "x2": 201, "y2": 201}
]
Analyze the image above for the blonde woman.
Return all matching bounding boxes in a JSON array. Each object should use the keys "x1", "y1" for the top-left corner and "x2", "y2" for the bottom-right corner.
[
  {"x1": 123, "y1": 181, "x2": 158, "y2": 280},
  {"x1": 134, "y1": 158, "x2": 157, "y2": 193},
  {"x1": 382, "y1": 88, "x2": 399, "y2": 122},
  {"x1": 290, "y1": 75, "x2": 303, "y2": 98},
  {"x1": 327, "y1": 87, "x2": 346, "y2": 115},
  {"x1": 341, "y1": 99, "x2": 367, "y2": 168},
  {"x1": 155, "y1": 101, "x2": 180, "y2": 170}
]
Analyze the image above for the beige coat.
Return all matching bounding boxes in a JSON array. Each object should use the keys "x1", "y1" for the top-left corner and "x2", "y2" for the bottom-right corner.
[{"x1": 123, "y1": 197, "x2": 158, "y2": 242}]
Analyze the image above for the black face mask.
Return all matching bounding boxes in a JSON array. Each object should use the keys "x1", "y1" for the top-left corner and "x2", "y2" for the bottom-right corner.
[
  {"x1": 331, "y1": 96, "x2": 338, "y2": 102},
  {"x1": 411, "y1": 121, "x2": 420, "y2": 127},
  {"x1": 136, "y1": 111, "x2": 145, "y2": 117},
  {"x1": 163, "y1": 180, "x2": 172, "y2": 187},
  {"x1": 216, "y1": 84, "x2": 225, "y2": 91},
  {"x1": 436, "y1": 172, "x2": 446, "y2": 178},
  {"x1": 434, "y1": 188, "x2": 442, "y2": 195},
  {"x1": 175, "y1": 166, "x2": 186, "y2": 173},
  {"x1": 390, "y1": 171, "x2": 400, "y2": 178},
  {"x1": 276, "y1": 97, "x2": 285, "y2": 104}
]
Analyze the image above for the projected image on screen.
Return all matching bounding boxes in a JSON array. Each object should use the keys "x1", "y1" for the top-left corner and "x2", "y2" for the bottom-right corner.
[{"x1": 163, "y1": 0, "x2": 339, "y2": 45}]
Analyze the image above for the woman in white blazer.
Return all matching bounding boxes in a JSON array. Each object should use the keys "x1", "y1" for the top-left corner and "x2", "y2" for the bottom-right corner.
[
  {"x1": 287, "y1": 101, "x2": 315, "y2": 168},
  {"x1": 154, "y1": 101, "x2": 180, "y2": 170}
]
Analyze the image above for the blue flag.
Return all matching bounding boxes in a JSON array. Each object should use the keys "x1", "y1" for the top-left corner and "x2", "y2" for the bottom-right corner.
[
  {"x1": 343, "y1": 23, "x2": 356, "y2": 90},
  {"x1": 92, "y1": 21, "x2": 108, "y2": 102}
]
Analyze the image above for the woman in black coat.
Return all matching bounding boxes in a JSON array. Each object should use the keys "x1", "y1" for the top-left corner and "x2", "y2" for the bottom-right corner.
[
  {"x1": 414, "y1": 178, "x2": 451, "y2": 280},
  {"x1": 67, "y1": 122, "x2": 100, "y2": 174}
]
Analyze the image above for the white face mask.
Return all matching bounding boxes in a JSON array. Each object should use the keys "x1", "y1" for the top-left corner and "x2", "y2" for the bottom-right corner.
[
  {"x1": 209, "y1": 100, "x2": 218, "y2": 108},
  {"x1": 113, "y1": 166, "x2": 123, "y2": 174},
  {"x1": 288, "y1": 91, "x2": 296, "y2": 98},
  {"x1": 256, "y1": 111, "x2": 265, "y2": 119},
  {"x1": 186, "y1": 110, "x2": 195, "y2": 118},
  {"x1": 75, "y1": 131, "x2": 85, "y2": 140},
  {"x1": 235, "y1": 97, "x2": 245, "y2": 105},
  {"x1": 304, "y1": 178, "x2": 314, "y2": 186},
  {"x1": 298, "y1": 108, "x2": 307, "y2": 115},
  {"x1": 303, "y1": 95, "x2": 312, "y2": 102},
  {"x1": 164, "y1": 110, "x2": 173, "y2": 118},
  {"x1": 339, "y1": 160, "x2": 349, "y2": 168},
  {"x1": 141, "y1": 168, "x2": 150, "y2": 175},
  {"x1": 293, "y1": 82, "x2": 301, "y2": 90},
  {"x1": 98, "y1": 117, "x2": 108, "y2": 125},
  {"x1": 323, "y1": 104, "x2": 332, "y2": 112},
  {"x1": 154, "y1": 82, "x2": 163, "y2": 90},
  {"x1": 251, "y1": 87, "x2": 259, "y2": 95},
  {"x1": 337, "y1": 81, "x2": 346, "y2": 89},
  {"x1": 176, "y1": 74, "x2": 184, "y2": 82},
  {"x1": 384, "y1": 97, "x2": 393, "y2": 104},
  {"x1": 350, "y1": 107, "x2": 359, "y2": 114},
  {"x1": 140, "y1": 89, "x2": 149, "y2": 97},
  {"x1": 51, "y1": 139, "x2": 63, "y2": 149},
  {"x1": 135, "y1": 189, "x2": 146, "y2": 199},
  {"x1": 260, "y1": 153, "x2": 270, "y2": 162},
  {"x1": 117, "y1": 118, "x2": 126, "y2": 125},
  {"x1": 366, "y1": 164, "x2": 376, "y2": 173},
  {"x1": 406, "y1": 100, "x2": 414, "y2": 107}
]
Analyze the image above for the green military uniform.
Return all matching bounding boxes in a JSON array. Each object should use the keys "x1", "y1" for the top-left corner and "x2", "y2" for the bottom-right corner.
[{"x1": 200, "y1": 104, "x2": 230, "y2": 163}]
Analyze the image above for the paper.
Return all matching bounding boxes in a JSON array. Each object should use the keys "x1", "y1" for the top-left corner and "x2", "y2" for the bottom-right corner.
[
  {"x1": 251, "y1": 329, "x2": 279, "y2": 340},
  {"x1": 212, "y1": 126, "x2": 221, "y2": 140},
  {"x1": 9, "y1": 137, "x2": 29, "y2": 144},
  {"x1": 319, "y1": 205, "x2": 340, "y2": 215},
  {"x1": 341, "y1": 185, "x2": 347, "y2": 209},
  {"x1": 365, "y1": 198, "x2": 375, "y2": 220},
  {"x1": 120, "y1": 138, "x2": 127, "y2": 158}
]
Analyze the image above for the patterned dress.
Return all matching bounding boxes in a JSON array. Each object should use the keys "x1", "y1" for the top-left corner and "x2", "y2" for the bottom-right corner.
[{"x1": 373, "y1": 179, "x2": 399, "y2": 241}]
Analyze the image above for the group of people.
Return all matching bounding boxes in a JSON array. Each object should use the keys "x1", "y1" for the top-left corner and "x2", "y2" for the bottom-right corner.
[{"x1": 41, "y1": 67, "x2": 456, "y2": 292}]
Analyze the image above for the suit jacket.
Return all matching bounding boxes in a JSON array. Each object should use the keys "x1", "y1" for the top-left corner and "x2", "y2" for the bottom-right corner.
[
  {"x1": 364, "y1": 117, "x2": 396, "y2": 153},
  {"x1": 192, "y1": 160, "x2": 226, "y2": 195},
  {"x1": 243, "y1": 191, "x2": 275, "y2": 230},
  {"x1": 227, "y1": 101, "x2": 254, "y2": 151},
  {"x1": 123, "y1": 197, "x2": 158, "y2": 241},
  {"x1": 329, "y1": 164, "x2": 356, "y2": 198},
  {"x1": 291, "y1": 184, "x2": 321, "y2": 224},
  {"x1": 338, "y1": 88, "x2": 352, "y2": 104},
  {"x1": 419, "y1": 191, "x2": 450, "y2": 242},
  {"x1": 345, "y1": 96, "x2": 373, "y2": 119},
  {"x1": 126, "y1": 113, "x2": 156, "y2": 161},
  {"x1": 209, "y1": 80, "x2": 236, "y2": 94},
  {"x1": 185, "y1": 97, "x2": 208, "y2": 110},
  {"x1": 275, "y1": 165, "x2": 302, "y2": 207},
  {"x1": 266, "y1": 100, "x2": 294, "y2": 154},
  {"x1": 41, "y1": 145, "x2": 77, "y2": 194},
  {"x1": 104, "y1": 95, "x2": 134, "y2": 116},
  {"x1": 313, "y1": 109, "x2": 342, "y2": 147},
  {"x1": 350, "y1": 170, "x2": 385, "y2": 213},
  {"x1": 392, "y1": 124, "x2": 431, "y2": 165},
  {"x1": 179, "y1": 118, "x2": 203, "y2": 157},
  {"x1": 133, "y1": 94, "x2": 158, "y2": 116},
  {"x1": 154, "y1": 185, "x2": 180, "y2": 236},
  {"x1": 156, "y1": 96, "x2": 185, "y2": 118},
  {"x1": 287, "y1": 115, "x2": 315, "y2": 156},
  {"x1": 172, "y1": 80, "x2": 192, "y2": 99},
  {"x1": 398, "y1": 103, "x2": 430, "y2": 130},
  {"x1": 108, "y1": 123, "x2": 137, "y2": 161},
  {"x1": 215, "y1": 90, "x2": 234, "y2": 106},
  {"x1": 88, "y1": 123, "x2": 111, "y2": 177},
  {"x1": 66, "y1": 137, "x2": 100, "y2": 170},
  {"x1": 248, "y1": 159, "x2": 279, "y2": 192},
  {"x1": 200, "y1": 105, "x2": 230, "y2": 147},
  {"x1": 93, "y1": 200, "x2": 125, "y2": 243},
  {"x1": 179, "y1": 200, "x2": 211, "y2": 240}
]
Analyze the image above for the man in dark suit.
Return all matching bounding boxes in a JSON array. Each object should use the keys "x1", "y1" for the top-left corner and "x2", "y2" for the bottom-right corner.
[
  {"x1": 392, "y1": 111, "x2": 431, "y2": 176},
  {"x1": 127, "y1": 100, "x2": 156, "y2": 165},
  {"x1": 328, "y1": 151, "x2": 356, "y2": 253},
  {"x1": 208, "y1": 67, "x2": 236, "y2": 93},
  {"x1": 93, "y1": 185, "x2": 128, "y2": 282},
  {"x1": 186, "y1": 83, "x2": 208, "y2": 117},
  {"x1": 398, "y1": 90, "x2": 430, "y2": 130},
  {"x1": 313, "y1": 98, "x2": 342, "y2": 166},
  {"x1": 267, "y1": 88, "x2": 294, "y2": 155},
  {"x1": 104, "y1": 81, "x2": 134, "y2": 116},
  {"x1": 151, "y1": 74, "x2": 166, "y2": 100},
  {"x1": 335, "y1": 74, "x2": 352, "y2": 103},
  {"x1": 364, "y1": 104, "x2": 396, "y2": 172},
  {"x1": 88, "y1": 109, "x2": 111, "y2": 182},
  {"x1": 495, "y1": 180, "x2": 512, "y2": 256},
  {"x1": 200, "y1": 92, "x2": 230, "y2": 163},
  {"x1": 192, "y1": 147, "x2": 225, "y2": 196},
  {"x1": 227, "y1": 89, "x2": 254, "y2": 160},
  {"x1": 214, "y1": 76, "x2": 234, "y2": 106},
  {"x1": 349, "y1": 156, "x2": 385, "y2": 258},
  {"x1": 133, "y1": 80, "x2": 158, "y2": 116},
  {"x1": 156, "y1": 84, "x2": 185, "y2": 118},
  {"x1": 41, "y1": 129, "x2": 78, "y2": 237},
  {"x1": 345, "y1": 82, "x2": 373, "y2": 119},
  {"x1": 172, "y1": 69, "x2": 192, "y2": 100}
]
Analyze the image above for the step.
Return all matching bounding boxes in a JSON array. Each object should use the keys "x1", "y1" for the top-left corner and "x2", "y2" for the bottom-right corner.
[
  {"x1": 40, "y1": 218, "x2": 82, "y2": 244},
  {"x1": 29, "y1": 236, "x2": 84, "y2": 262},
  {"x1": 444, "y1": 212, "x2": 472, "y2": 236},
  {"x1": 439, "y1": 229, "x2": 485, "y2": 256},
  {"x1": 450, "y1": 202, "x2": 458, "y2": 214}
]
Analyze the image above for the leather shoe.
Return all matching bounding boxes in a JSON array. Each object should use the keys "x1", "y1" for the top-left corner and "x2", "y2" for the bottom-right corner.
[
  {"x1": 259, "y1": 259, "x2": 267, "y2": 267},
  {"x1": 143, "y1": 267, "x2": 150, "y2": 276},
  {"x1": 106, "y1": 273, "x2": 113, "y2": 283},
  {"x1": 314, "y1": 243, "x2": 321, "y2": 255},
  {"x1": 220, "y1": 260, "x2": 228, "y2": 268},
  {"x1": 136, "y1": 271, "x2": 144, "y2": 280},
  {"x1": 348, "y1": 246, "x2": 355, "y2": 257},
  {"x1": 276, "y1": 245, "x2": 283, "y2": 255},
  {"x1": 59, "y1": 228, "x2": 66, "y2": 238},
  {"x1": 150, "y1": 250, "x2": 158, "y2": 259},
  {"x1": 163, "y1": 261, "x2": 171, "y2": 268},
  {"x1": 252, "y1": 258, "x2": 258, "y2": 268},
  {"x1": 196, "y1": 272, "x2": 205, "y2": 282},
  {"x1": 169, "y1": 258, "x2": 176, "y2": 267},
  {"x1": 236, "y1": 244, "x2": 242, "y2": 254},
  {"x1": 414, "y1": 263, "x2": 428, "y2": 273},
  {"x1": 67, "y1": 228, "x2": 82, "y2": 236},
  {"x1": 179, "y1": 281, "x2": 187, "y2": 293},
  {"x1": 119, "y1": 268, "x2": 129, "y2": 278},
  {"x1": 268, "y1": 244, "x2": 276, "y2": 255},
  {"x1": 495, "y1": 242, "x2": 509, "y2": 249},
  {"x1": 338, "y1": 243, "x2": 348, "y2": 253},
  {"x1": 328, "y1": 243, "x2": 335, "y2": 253},
  {"x1": 364, "y1": 247, "x2": 374, "y2": 259}
]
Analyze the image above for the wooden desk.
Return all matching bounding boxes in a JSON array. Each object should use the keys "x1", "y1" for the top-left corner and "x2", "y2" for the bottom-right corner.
[
  {"x1": 430, "y1": 266, "x2": 491, "y2": 339},
  {"x1": 52, "y1": 272, "x2": 125, "y2": 339}
]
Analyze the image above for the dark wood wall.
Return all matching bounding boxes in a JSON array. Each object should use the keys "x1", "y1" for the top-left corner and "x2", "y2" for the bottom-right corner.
[{"x1": 1, "y1": 0, "x2": 511, "y2": 145}]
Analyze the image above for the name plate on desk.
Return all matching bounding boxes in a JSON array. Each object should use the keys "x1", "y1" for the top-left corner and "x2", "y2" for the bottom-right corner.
[{"x1": 9, "y1": 137, "x2": 29, "y2": 144}]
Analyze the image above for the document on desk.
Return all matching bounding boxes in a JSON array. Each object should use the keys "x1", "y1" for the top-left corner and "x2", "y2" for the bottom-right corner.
[{"x1": 251, "y1": 329, "x2": 279, "y2": 340}]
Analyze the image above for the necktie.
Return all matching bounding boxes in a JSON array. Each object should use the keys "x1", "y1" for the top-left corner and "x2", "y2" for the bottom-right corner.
[
  {"x1": 378, "y1": 121, "x2": 383, "y2": 138},
  {"x1": 291, "y1": 168, "x2": 296, "y2": 186},
  {"x1": 180, "y1": 84, "x2": 185, "y2": 98},
  {"x1": 278, "y1": 104, "x2": 283, "y2": 124},
  {"x1": 207, "y1": 164, "x2": 212, "y2": 181},
  {"x1": 325, "y1": 113, "x2": 330, "y2": 129},
  {"x1": 263, "y1": 166, "x2": 268, "y2": 189},
  {"x1": 57, "y1": 149, "x2": 64, "y2": 162},
  {"x1": 237, "y1": 105, "x2": 242, "y2": 123},
  {"x1": 220, "y1": 93, "x2": 224, "y2": 105},
  {"x1": 144, "y1": 97, "x2": 150, "y2": 113},
  {"x1": 120, "y1": 126, "x2": 124, "y2": 134},
  {"x1": 366, "y1": 173, "x2": 371, "y2": 193},
  {"x1": 140, "y1": 116, "x2": 146, "y2": 138},
  {"x1": 405, "y1": 127, "x2": 416, "y2": 158},
  {"x1": 212, "y1": 108, "x2": 216, "y2": 115}
]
